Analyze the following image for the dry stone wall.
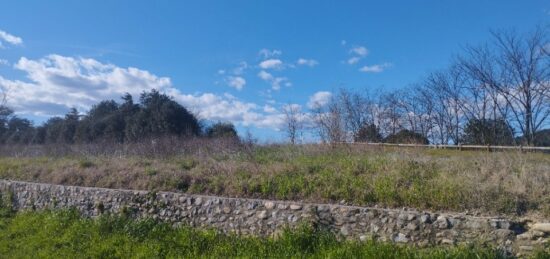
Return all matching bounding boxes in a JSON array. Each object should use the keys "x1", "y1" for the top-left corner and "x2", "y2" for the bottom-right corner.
[{"x1": 0, "y1": 180, "x2": 548, "y2": 256}]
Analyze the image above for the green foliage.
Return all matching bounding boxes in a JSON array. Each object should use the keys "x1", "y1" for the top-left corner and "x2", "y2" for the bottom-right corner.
[
  {"x1": 1, "y1": 90, "x2": 201, "y2": 145},
  {"x1": 463, "y1": 118, "x2": 514, "y2": 145},
  {"x1": 355, "y1": 123, "x2": 383, "y2": 142},
  {"x1": 78, "y1": 159, "x2": 94, "y2": 168},
  {"x1": 205, "y1": 122, "x2": 238, "y2": 139},
  {"x1": 0, "y1": 209, "x2": 519, "y2": 258}
]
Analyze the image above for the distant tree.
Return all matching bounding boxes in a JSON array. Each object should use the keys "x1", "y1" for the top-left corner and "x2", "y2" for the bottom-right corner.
[
  {"x1": 0, "y1": 106, "x2": 14, "y2": 143},
  {"x1": 533, "y1": 129, "x2": 550, "y2": 147},
  {"x1": 4, "y1": 117, "x2": 34, "y2": 144},
  {"x1": 59, "y1": 108, "x2": 80, "y2": 144},
  {"x1": 283, "y1": 104, "x2": 303, "y2": 144},
  {"x1": 125, "y1": 89, "x2": 200, "y2": 141},
  {"x1": 384, "y1": 129, "x2": 429, "y2": 145},
  {"x1": 205, "y1": 122, "x2": 238, "y2": 139},
  {"x1": 43, "y1": 117, "x2": 65, "y2": 144},
  {"x1": 459, "y1": 27, "x2": 550, "y2": 145},
  {"x1": 355, "y1": 123, "x2": 382, "y2": 142},
  {"x1": 463, "y1": 118, "x2": 514, "y2": 145},
  {"x1": 75, "y1": 100, "x2": 125, "y2": 143}
]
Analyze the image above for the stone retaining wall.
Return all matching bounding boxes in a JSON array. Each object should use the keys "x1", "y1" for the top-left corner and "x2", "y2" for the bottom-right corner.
[{"x1": 0, "y1": 180, "x2": 548, "y2": 256}]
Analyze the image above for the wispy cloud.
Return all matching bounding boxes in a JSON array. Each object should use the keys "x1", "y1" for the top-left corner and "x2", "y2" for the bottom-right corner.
[
  {"x1": 296, "y1": 58, "x2": 318, "y2": 67},
  {"x1": 0, "y1": 30, "x2": 23, "y2": 48},
  {"x1": 359, "y1": 62, "x2": 392, "y2": 73},
  {"x1": 257, "y1": 70, "x2": 289, "y2": 91},
  {"x1": 259, "y1": 59, "x2": 284, "y2": 70},
  {"x1": 347, "y1": 45, "x2": 369, "y2": 64},
  {"x1": 258, "y1": 48, "x2": 282, "y2": 59},
  {"x1": 0, "y1": 59, "x2": 8, "y2": 66},
  {"x1": 350, "y1": 46, "x2": 368, "y2": 56},
  {"x1": 307, "y1": 91, "x2": 332, "y2": 108},
  {"x1": 227, "y1": 76, "x2": 246, "y2": 90}
]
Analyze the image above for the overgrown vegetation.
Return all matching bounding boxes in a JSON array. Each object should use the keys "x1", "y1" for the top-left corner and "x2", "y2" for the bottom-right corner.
[
  {"x1": 0, "y1": 206, "x2": 537, "y2": 258},
  {"x1": 1, "y1": 140, "x2": 548, "y2": 218}
]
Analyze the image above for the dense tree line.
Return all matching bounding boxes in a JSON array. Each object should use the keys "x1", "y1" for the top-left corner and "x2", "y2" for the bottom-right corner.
[
  {"x1": 0, "y1": 90, "x2": 237, "y2": 145},
  {"x1": 306, "y1": 27, "x2": 549, "y2": 146}
]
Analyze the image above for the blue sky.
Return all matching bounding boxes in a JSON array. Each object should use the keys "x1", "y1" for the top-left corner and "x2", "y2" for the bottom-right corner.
[{"x1": 0, "y1": 1, "x2": 549, "y2": 141}]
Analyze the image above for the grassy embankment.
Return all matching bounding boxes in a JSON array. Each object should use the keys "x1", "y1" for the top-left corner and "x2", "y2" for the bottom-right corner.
[{"x1": 0, "y1": 141, "x2": 549, "y2": 218}]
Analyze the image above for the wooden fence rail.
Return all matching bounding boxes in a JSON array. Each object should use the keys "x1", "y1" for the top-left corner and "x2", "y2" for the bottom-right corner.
[{"x1": 332, "y1": 142, "x2": 550, "y2": 152}]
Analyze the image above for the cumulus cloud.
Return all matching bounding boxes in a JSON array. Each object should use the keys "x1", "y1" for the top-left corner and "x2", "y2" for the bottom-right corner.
[
  {"x1": 257, "y1": 70, "x2": 273, "y2": 81},
  {"x1": 258, "y1": 48, "x2": 282, "y2": 59},
  {"x1": 259, "y1": 59, "x2": 283, "y2": 70},
  {"x1": 307, "y1": 91, "x2": 332, "y2": 108},
  {"x1": 263, "y1": 104, "x2": 277, "y2": 113},
  {"x1": 350, "y1": 46, "x2": 368, "y2": 56},
  {"x1": 347, "y1": 45, "x2": 369, "y2": 65},
  {"x1": 0, "y1": 54, "x2": 286, "y2": 130},
  {"x1": 0, "y1": 30, "x2": 23, "y2": 47},
  {"x1": 347, "y1": 57, "x2": 361, "y2": 65},
  {"x1": 227, "y1": 76, "x2": 246, "y2": 90},
  {"x1": 359, "y1": 62, "x2": 392, "y2": 73},
  {"x1": 257, "y1": 70, "x2": 289, "y2": 91},
  {"x1": 296, "y1": 58, "x2": 318, "y2": 67}
]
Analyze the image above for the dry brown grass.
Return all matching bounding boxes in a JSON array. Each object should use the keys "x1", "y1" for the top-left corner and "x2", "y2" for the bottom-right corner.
[{"x1": 0, "y1": 140, "x2": 548, "y2": 218}]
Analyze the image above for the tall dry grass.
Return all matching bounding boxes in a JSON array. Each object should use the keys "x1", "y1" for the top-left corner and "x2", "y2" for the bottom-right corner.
[{"x1": 0, "y1": 139, "x2": 548, "y2": 218}]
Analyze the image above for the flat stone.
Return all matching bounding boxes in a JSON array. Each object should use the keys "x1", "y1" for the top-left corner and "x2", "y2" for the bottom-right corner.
[
  {"x1": 394, "y1": 233, "x2": 409, "y2": 243},
  {"x1": 290, "y1": 204, "x2": 302, "y2": 210},
  {"x1": 406, "y1": 223, "x2": 419, "y2": 231},
  {"x1": 222, "y1": 206, "x2": 231, "y2": 214},
  {"x1": 532, "y1": 223, "x2": 550, "y2": 233},
  {"x1": 257, "y1": 210, "x2": 268, "y2": 219},
  {"x1": 264, "y1": 201, "x2": 275, "y2": 210},
  {"x1": 441, "y1": 238, "x2": 454, "y2": 245}
]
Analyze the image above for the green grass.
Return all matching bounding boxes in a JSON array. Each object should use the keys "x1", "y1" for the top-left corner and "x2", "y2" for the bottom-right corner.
[
  {"x1": 0, "y1": 207, "x2": 529, "y2": 259},
  {"x1": 0, "y1": 144, "x2": 549, "y2": 217}
]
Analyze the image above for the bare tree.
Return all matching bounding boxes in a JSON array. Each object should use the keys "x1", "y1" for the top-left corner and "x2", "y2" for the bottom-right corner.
[
  {"x1": 337, "y1": 88, "x2": 375, "y2": 141},
  {"x1": 459, "y1": 27, "x2": 550, "y2": 145},
  {"x1": 282, "y1": 104, "x2": 303, "y2": 144},
  {"x1": 311, "y1": 96, "x2": 346, "y2": 143}
]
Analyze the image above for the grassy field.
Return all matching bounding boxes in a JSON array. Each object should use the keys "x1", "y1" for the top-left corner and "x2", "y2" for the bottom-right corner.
[
  {"x1": 0, "y1": 141, "x2": 549, "y2": 218},
  {"x1": 1, "y1": 201, "x2": 538, "y2": 259}
]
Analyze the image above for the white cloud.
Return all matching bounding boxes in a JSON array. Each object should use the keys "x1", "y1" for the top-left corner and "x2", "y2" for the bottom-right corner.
[
  {"x1": 257, "y1": 70, "x2": 273, "y2": 81},
  {"x1": 0, "y1": 54, "x2": 287, "y2": 130},
  {"x1": 296, "y1": 58, "x2": 318, "y2": 67},
  {"x1": 0, "y1": 30, "x2": 23, "y2": 47},
  {"x1": 350, "y1": 46, "x2": 368, "y2": 57},
  {"x1": 0, "y1": 59, "x2": 8, "y2": 66},
  {"x1": 259, "y1": 59, "x2": 283, "y2": 70},
  {"x1": 217, "y1": 69, "x2": 226, "y2": 75},
  {"x1": 359, "y1": 62, "x2": 392, "y2": 73},
  {"x1": 307, "y1": 91, "x2": 332, "y2": 108},
  {"x1": 258, "y1": 48, "x2": 282, "y2": 59},
  {"x1": 227, "y1": 76, "x2": 246, "y2": 90},
  {"x1": 263, "y1": 105, "x2": 277, "y2": 113},
  {"x1": 257, "y1": 70, "x2": 289, "y2": 91},
  {"x1": 232, "y1": 61, "x2": 248, "y2": 75},
  {"x1": 347, "y1": 57, "x2": 361, "y2": 65},
  {"x1": 345, "y1": 45, "x2": 369, "y2": 65}
]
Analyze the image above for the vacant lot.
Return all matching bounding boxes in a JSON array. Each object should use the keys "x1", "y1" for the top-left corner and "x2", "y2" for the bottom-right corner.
[{"x1": 0, "y1": 140, "x2": 549, "y2": 218}]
